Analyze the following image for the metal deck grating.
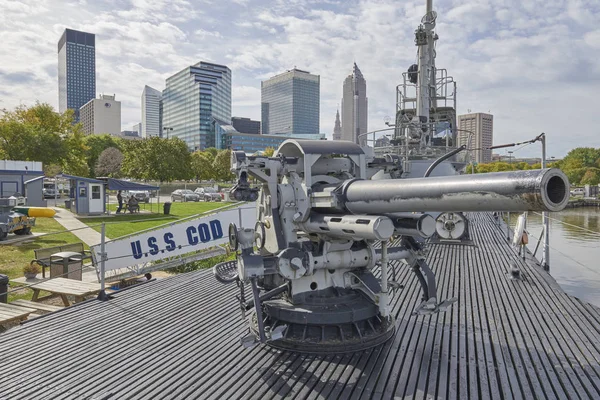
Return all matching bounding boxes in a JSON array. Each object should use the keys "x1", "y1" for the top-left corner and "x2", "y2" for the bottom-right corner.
[{"x1": 0, "y1": 213, "x2": 599, "y2": 399}]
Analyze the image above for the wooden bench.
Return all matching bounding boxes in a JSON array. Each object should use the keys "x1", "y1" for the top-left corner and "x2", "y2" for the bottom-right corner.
[
  {"x1": 30, "y1": 278, "x2": 101, "y2": 306},
  {"x1": 0, "y1": 303, "x2": 36, "y2": 326},
  {"x1": 31, "y1": 243, "x2": 93, "y2": 278},
  {"x1": 11, "y1": 299, "x2": 63, "y2": 313},
  {"x1": 125, "y1": 203, "x2": 140, "y2": 213}
]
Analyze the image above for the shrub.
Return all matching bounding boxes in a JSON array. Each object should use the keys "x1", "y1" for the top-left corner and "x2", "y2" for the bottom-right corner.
[{"x1": 23, "y1": 263, "x2": 41, "y2": 275}]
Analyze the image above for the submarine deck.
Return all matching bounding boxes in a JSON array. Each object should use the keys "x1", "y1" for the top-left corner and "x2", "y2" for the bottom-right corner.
[{"x1": 0, "y1": 213, "x2": 599, "y2": 399}]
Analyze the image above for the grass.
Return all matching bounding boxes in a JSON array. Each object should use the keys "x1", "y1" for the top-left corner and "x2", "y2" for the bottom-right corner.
[
  {"x1": 0, "y1": 201, "x2": 236, "y2": 303},
  {"x1": 79, "y1": 201, "x2": 231, "y2": 239},
  {"x1": 166, "y1": 252, "x2": 236, "y2": 274},
  {"x1": 0, "y1": 217, "x2": 85, "y2": 302}
]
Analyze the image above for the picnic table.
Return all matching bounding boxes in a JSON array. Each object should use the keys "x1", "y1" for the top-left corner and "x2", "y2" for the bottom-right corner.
[
  {"x1": 0, "y1": 303, "x2": 37, "y2": 325},
  {"x1": 30, "y1": 278, "x2": 102, "y2": 306}
]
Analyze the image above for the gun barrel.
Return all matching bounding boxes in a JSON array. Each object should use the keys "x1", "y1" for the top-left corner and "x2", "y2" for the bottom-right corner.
[{"x1": 342, "y1": 168, "x2": 569, "y2": 213}]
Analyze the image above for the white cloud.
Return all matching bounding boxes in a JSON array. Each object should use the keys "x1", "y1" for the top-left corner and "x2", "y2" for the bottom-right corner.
[
  {"x1": 232, "y1": 85, "x2": 260, "y2": 107},
  {"x1": 0, "y1": 0, "x2": 599, "y2": 158}
]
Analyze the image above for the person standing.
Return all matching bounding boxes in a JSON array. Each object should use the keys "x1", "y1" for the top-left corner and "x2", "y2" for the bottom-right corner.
[{"x1": 116, "y1": 190, "x2": 123, "y2": 214}]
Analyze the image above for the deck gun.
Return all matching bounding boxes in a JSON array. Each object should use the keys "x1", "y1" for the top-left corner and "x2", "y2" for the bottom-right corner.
[{"x1": 214, "y1": 139, "x2": 570, "y2": 353}]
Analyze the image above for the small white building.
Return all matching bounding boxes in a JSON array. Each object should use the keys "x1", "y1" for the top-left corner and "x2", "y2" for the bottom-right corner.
[{"x1": 80, "y1": 94, "x2": 121, "y2": 136}]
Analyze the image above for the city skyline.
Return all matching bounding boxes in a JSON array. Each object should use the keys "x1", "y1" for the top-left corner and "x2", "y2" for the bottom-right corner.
[
  {"x1": 58, "y1": 28, "x2": 95, "y2": 123},
  {"x1": 141, "y1": 85, "x2": 162, "y2": 138},
  {"x1": 79, "y1": 93, "x2": 121, "y2": 136},
  {"x1": 340, "y1": 63, "x2": 368, "y2": 143},
  {"x1": 1, "y1": 0, "x2": 599, "y2": 158},
  {"x1": 458, "y1": 112, "x2": 494, "y2": 164},
  {"x1": 162, "y1": 61, "x2": 231, "y2": 151},
  {"x1": 261, "y1": 68, "x2": 320, "y2": 135}
]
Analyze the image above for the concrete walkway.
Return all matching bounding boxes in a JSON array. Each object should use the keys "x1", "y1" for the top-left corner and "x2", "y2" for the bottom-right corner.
[
  {"x1": 51, "y1": 207, "x2": 110, "y2": 247},
  {"x1": 52, "y1": 207, "x2": 111, "y2": 283}
]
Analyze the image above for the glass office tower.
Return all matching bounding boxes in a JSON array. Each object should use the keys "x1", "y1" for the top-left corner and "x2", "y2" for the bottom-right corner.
[
  {"x1": 162, "y1": 62, "x2": 231, "y2": 150},
  {"x1": 141, "y1": 85, "x2": 162, "y2": 138},
  {"x1": 58, "y1": 29, "x2": 96, "y2": 123},
  {"x1": 261, "y1": 68, "x2": 320, "y2": 135}
]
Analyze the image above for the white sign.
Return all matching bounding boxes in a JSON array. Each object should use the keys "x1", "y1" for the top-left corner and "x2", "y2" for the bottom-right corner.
[{"x1": 91, "y1": 204, "x2": 255, "y2": 272}]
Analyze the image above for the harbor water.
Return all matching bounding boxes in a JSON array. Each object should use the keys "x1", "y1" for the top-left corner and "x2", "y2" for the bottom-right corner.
[{"x1": 510, "y1": 208, "x2": 600, "y2": 308}]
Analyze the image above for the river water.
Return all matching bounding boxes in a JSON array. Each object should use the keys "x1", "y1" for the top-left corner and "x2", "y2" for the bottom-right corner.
[{"x1": 509, "y1": 208, "x2": 600, "y2": 308}]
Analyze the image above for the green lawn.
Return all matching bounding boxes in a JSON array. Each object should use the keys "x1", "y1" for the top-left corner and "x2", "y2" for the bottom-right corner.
[
  {"x1": 0, "y1": 217, "x2": 86, "y2": 302},
  {"x1": 79, "y1": 201, "x2": 233, "y2": 239}
]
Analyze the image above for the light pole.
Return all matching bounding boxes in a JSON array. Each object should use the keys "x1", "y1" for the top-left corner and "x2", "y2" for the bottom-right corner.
[
  {"x1": 540, "y1": 133, "x2": 550, "y2": 271},
  {"x1": 163, "y1": 126, "x2": 173, "y2": 139}
]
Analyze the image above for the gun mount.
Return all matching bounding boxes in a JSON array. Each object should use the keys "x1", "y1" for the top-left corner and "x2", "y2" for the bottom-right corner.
[{"x1": 216, "y1": 139, "x2": 569, "y2": 353}]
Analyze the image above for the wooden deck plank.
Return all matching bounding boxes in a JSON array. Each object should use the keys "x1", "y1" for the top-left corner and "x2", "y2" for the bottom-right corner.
[
  {"x1": 0, "y1": 303, "x2": 37, "y2": 314},
  {"x1": 11, "y1": 300, "x2": 63, "y2": 313},
  {"x1": 429, "y1": 243, "x2": 454, "y2": 399},
  {"x1": 474, "y1": 214, "x2": 569, "y2": 399},
  {"x1": 1, "y1": 212, "x2": 600, "y2": 399},
  {"x1": 479, "y1": 213, "x2": 596, "y2": 398}
]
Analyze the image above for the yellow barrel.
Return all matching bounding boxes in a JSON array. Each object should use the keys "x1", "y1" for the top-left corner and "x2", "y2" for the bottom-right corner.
[{"x1": 12, "y1": 207, "x2": 56, "y2": 218}]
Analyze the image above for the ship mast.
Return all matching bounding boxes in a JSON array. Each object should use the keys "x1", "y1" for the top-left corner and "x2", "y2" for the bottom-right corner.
[{"x1": 412, "y1": 0, "x2": 438, "y2": 147}]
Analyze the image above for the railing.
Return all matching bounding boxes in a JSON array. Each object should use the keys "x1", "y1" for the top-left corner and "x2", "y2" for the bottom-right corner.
[
  {"x1": 396, "y1": 68, "x2": 457, "y2": 113},
  {"x1": 361, "y1": 126, "x2": 468, "y2": 163}
]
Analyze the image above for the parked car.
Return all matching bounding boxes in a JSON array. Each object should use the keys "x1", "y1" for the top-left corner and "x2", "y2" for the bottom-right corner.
[
  {"x1": 170, "y1": 189, "x2": 200, "y2": 202},
  {"x1": 129, "y1": 190, "x2": 150, "y2": 203},
  {"x1": 42, "y1": 187, "x2": 59, "y2": 199},
  {"x1": 570, "y1": 188, "x2": 585, "y2": 196},
  {"x1": 194, "y1": 187, "x2": 222, "y2": 202}
]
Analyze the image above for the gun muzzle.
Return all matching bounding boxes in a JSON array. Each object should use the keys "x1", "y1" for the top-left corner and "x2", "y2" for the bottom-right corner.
[{"x1": 339, "y1": 168, "x2": 569, "y2": 213}]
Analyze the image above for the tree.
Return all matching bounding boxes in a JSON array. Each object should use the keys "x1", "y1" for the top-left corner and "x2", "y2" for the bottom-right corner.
[
  {"x1": 263, "y1": 147, "x2": 275, "y2": 157},
  {"x1": 0, "y1": 103, "x2": 72, "y2": 165},
  {"x1": 515, "y1": 162, "x2": 530, "y2": 171},
  {"x1": 580, "y1": 168, "x2": 600, "y2": 186},
  {"x1": 212, "y1": 149, "x2": 233, "y2": 182},
  {"x1": 476, "y1": 163, "x2": 494, "y2": 174},
  {"x1": 492, "y1": 162, "x2": 513, "y2": 172},
  {"x1": 0, "y1": 103, "x2": 91, "y2": 175},
  {"x1": 561, "y1": 148, "x2": 600, "y2": 171},
  {"x1": 191, "y1": 151, "x2": 215, "y2": 181},
  {"x1": 62, "y1": 126, "x2": 89, "y2": 176},
  {"x1": 204, "y1": 147, "x2": 219, "y2": 159},
  {"x1": 565, "y1": 168, "x2": 587, "y2": 185},
  {"x1": 95, "y1": 147, "x2": 123, "y2": 177},
  {"x1": 83, "y1": 134, "x2": 122, "y2": 177},
  {"x1": 44, "y1": 164, "x2": 62, "y2": 177},
  {"x1": 121, "y1": 137, "x2": 192, "y2": 182}
]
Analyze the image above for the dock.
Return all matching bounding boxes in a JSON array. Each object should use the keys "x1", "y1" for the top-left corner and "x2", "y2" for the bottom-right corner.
[{"x1": 0, "y1": 212, "x2": 599, "y2": 399}]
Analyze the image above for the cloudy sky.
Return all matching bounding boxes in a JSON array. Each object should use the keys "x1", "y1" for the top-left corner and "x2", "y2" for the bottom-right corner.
[{"x1": 0, "y1": 0, "x2": 599, "y2": 158}]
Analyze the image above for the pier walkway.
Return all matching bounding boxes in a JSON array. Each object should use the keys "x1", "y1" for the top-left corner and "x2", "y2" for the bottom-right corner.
[{"x1": 0, "y1": 213, "x2": 599, "y2": 399}]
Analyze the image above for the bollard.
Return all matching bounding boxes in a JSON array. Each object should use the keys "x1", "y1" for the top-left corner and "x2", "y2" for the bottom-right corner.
[{"x1": 0, "y1": 274, "x2": 8, "y2": 304}]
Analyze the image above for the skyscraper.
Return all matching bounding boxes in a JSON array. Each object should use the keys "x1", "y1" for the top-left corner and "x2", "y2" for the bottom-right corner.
[
  {"x1": 457, "y1": 112, "x2": 494, "y2": 163},
  {"x1": 79, "y1": 94, "x2": 121, "y2": 136},
  {"x1": 231, "y1": 117, "x2": 260, "y2": 135},
  {"x1": 58, "y1": 28, "x2": 96, "y2": 122},
  {"x1": 333, "y1": 109, "x2": 342, "y2": 140},
  {"x1": 141, "y1": 85, "x2": 162, "y2": 138},
  {"x1": 341, "y1": 63, "x2": 368, "y2": 144},
  {"x1": 162, "y1": 62, "x2": 231, "y2": 150},
  {"x1": 261, "y1": 68, "x2": 320, "y2": 135}
]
